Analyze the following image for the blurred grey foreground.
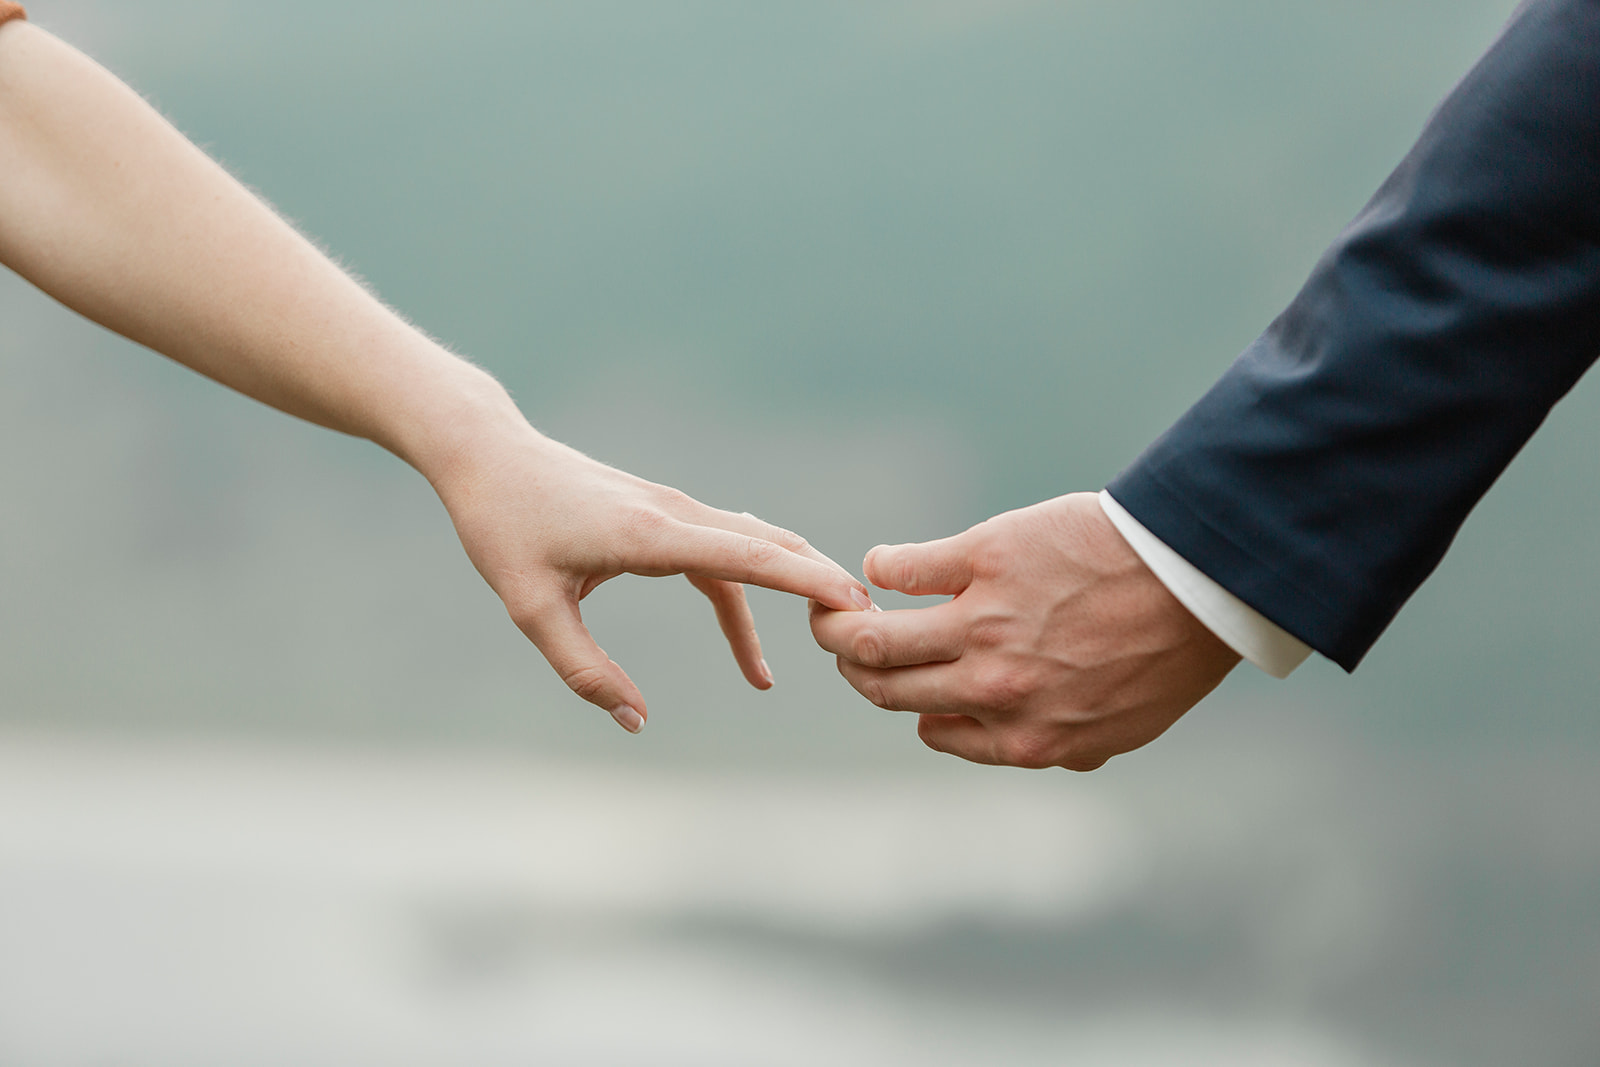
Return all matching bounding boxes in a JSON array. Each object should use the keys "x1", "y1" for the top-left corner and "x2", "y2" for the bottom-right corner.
[
  {"x1": 0, "y1": 727, "x2": 1536, "y2": 1067},
  {"x1": 4, "y1": 725, "x2": 1600, "y2": 1066}
]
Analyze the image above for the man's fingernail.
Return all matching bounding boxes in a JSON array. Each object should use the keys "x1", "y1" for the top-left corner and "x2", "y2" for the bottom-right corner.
[
  {"x1": 850, "y1": 588, "x2": 873, "y2": 611},
  {"x1": 609, "y1": 704, "x2": 645, "y2": 734},
  {"x1": 759, "y1": 658, "x2": 774, "y2": 685}
]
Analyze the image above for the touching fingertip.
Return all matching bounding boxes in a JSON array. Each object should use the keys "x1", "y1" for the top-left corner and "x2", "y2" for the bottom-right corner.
[
  {"x1": 849, "y1": 588, "x2": 874, "y2": 611},
  {"x1": 609, "y1": 704, "x2": 645, "y2": 734}
]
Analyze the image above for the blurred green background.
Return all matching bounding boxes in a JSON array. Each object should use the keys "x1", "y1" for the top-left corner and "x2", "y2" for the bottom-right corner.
[{"x1": 3, "y1": 1, "x2": 1598, "y2": 1064}]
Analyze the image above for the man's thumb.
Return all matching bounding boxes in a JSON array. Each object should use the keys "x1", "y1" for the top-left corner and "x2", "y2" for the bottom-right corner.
[{"x1": 864, "y1": 535, "x2": 975, "y2": 596}]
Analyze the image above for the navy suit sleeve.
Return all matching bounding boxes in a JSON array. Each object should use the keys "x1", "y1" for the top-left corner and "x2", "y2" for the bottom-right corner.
[{"x1": 1107, "y1": 0, "x2": 1600, "y2": 671}]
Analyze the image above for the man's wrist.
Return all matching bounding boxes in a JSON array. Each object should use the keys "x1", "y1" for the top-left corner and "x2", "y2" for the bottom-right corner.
[{"x1": 1098, "y1": 490, "x2": 1311, "y2": 678}]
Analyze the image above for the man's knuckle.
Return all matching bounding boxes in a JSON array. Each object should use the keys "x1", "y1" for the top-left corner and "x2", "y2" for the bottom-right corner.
[
  {"x1": 997, "y1": 731, "x2": 1057, "y2": 770},
  {"x1": 850, "y1": 627, "x2": 890, "y2": 668},
  {"x1": 970, "y1": 544, "x2": 1010, "y2": 582},
  {"x1": 862, "y1": 677, "x2": 893, "y2": 710},
  {"x1": 975, "y1": 662, "x2": 1032, "y2": 711},
  {"x1": 966, "y1": 614, "x2": 1010, "y2": 651}
]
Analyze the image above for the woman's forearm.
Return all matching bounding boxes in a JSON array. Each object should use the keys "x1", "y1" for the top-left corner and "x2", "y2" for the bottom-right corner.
[
  {"x1": 0, "y1": 21, "x2": 507, "y2": 483},
  {"x1": 0, "y1": 19, "x2": 873, "y2": 728}
]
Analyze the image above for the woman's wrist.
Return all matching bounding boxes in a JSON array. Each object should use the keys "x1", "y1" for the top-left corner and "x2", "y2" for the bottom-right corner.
[{"x1": 375, "y1": 345, "x2": 539, "y2": 491}]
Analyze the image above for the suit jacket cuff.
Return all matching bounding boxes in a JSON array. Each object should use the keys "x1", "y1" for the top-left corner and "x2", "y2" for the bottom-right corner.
[{"x1": 1100, "y1": 490, "x2": 1311, "y2": 678}]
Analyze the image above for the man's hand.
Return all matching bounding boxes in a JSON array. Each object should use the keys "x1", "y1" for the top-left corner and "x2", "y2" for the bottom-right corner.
[
  {"x1": 810, "y1": 493, "x2": 1239, "y2": 770},
  {"x1": 435, "y1": 424, "x2": 873, "y2": 735}
]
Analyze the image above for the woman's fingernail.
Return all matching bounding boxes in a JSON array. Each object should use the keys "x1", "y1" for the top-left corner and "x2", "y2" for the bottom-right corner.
[
  {"x1": 759, "y1": 658, "x2": 774, "y2": 685},
  {"x1": 609, "y1": 704, "x2": 645, "y2": 733},
  {"x1": 850, "y1": 588, "x2": 873, "y2": 611}
]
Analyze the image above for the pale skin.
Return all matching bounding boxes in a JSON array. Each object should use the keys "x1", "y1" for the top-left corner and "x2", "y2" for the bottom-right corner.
[
  {"x1": 0, "y1": 20, "x2": 872, "y2": 733},
  {"x1": 810, "y1": 493, "x2": 1241, "y2": 770}
]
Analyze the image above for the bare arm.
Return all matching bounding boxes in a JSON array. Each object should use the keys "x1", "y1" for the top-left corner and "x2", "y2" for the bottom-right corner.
[
  {"x1": 0, "y1": 21, "x2": 871, "y2": 732},
  {"x1": 0, "y1": 21, "x2": 472, "y2": 460}
]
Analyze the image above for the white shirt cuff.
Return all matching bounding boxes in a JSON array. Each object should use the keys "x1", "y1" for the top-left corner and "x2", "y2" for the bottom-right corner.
[{"x1": 1098, "y1": 490, "x2": 1312, "y2": 679}]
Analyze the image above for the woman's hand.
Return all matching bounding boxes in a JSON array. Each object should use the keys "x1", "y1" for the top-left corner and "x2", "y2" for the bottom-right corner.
[
  {"x1": 0, "y1": 21, "x2": 869, "y2": 735},
  {"x1": 433, "y1": 421, "x2": 872, "y2": 733}
]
